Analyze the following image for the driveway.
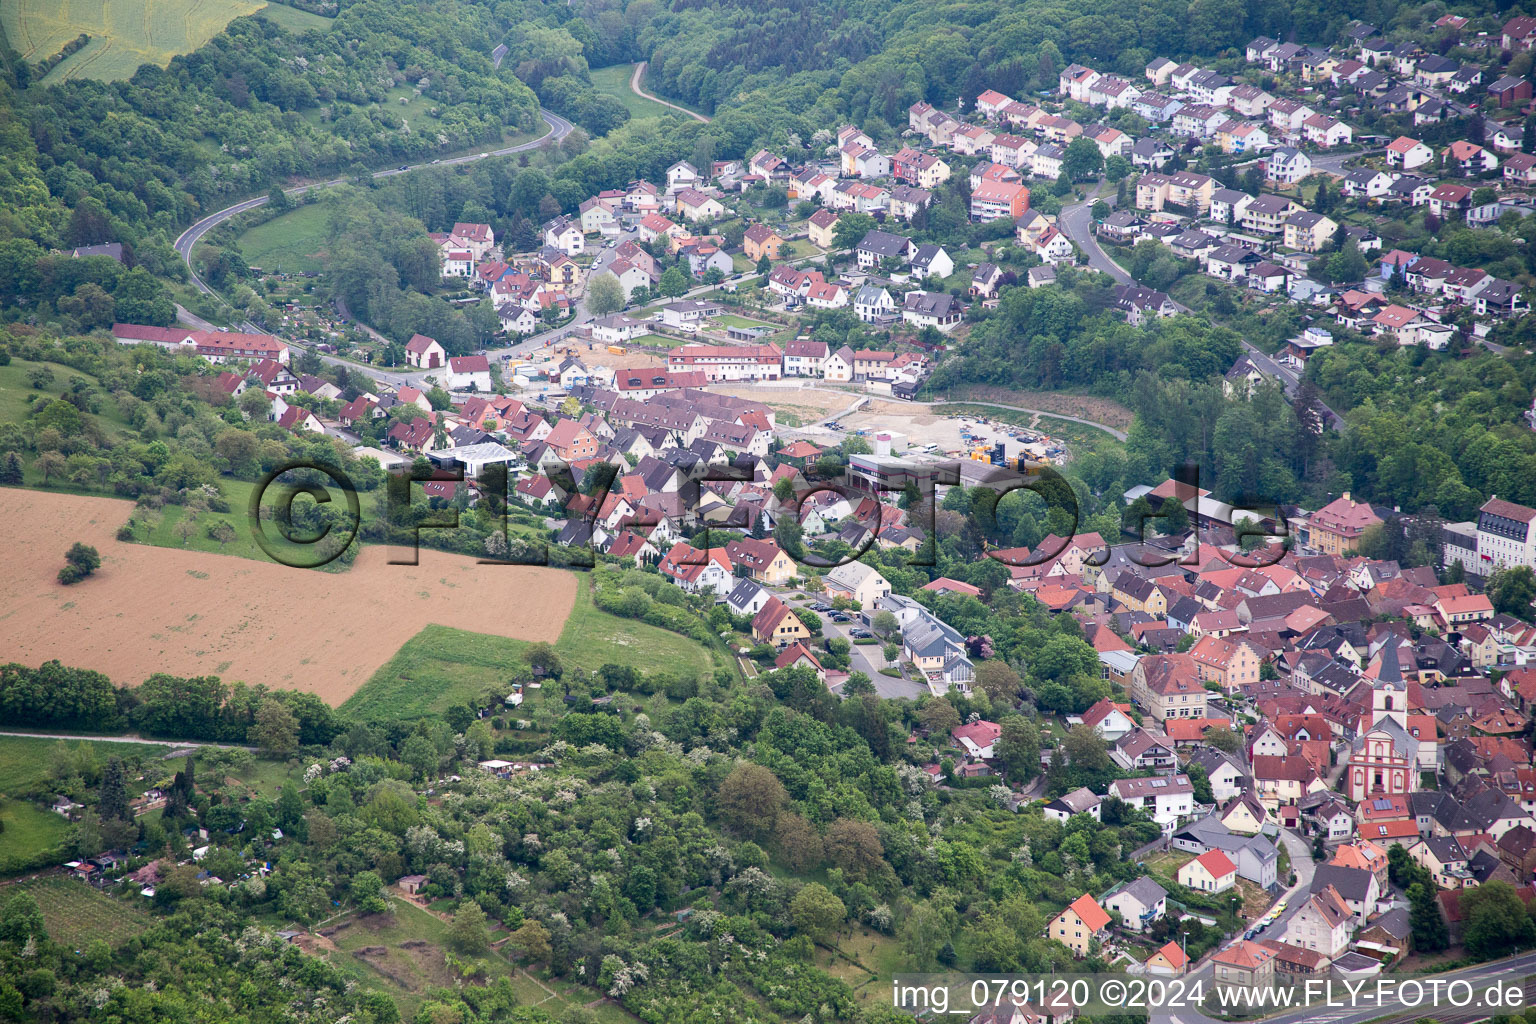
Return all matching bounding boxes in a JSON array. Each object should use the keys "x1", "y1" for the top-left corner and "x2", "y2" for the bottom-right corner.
[
  {"x1": 1223, "y1": 826, "x2": 1315, "y2": 950},
  {"x1": 788, "y1": 598, "x2": 928, "y2": 699}
]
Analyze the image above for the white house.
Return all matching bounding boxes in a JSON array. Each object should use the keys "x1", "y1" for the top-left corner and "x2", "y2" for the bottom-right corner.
[
  {"x1": 543, "y1": 216, "x2": 584, "y2": 255},
  {"x1": 823, "y1": 560, "x2": 892, "y2": 610},
  {"x1": 822, "y1": 347, "x2": 853, "y2": 382},
  {"x1": 952, "y1": 720, "x2": 1002, "y2": 759},
  {"x1": 1081, "y1": 698, "x2": 1136, "y2": 741},
  {"x1": 1103, "y1": 877, "x2": 1168, "y2": 932},
  {"x1": 782, "y1": 338, "x2": 828, "y2": 377},
  {"x1": 497, "y1": 304, "x2": 536, "y2": 334},
  {"x1": 854, "y1": 284, "x2": 896, "y2": 323},
  {"x1": 1282, "y1": 886, "x2": 1353, "y2": 957},
  {"x1": 1109, "y1": 774, "x2": 1195, "y2": 832},
  {"x1": 1264, "y1": 147, "x2": 1311, "y2": 185},
  {"x1": 591, "y1": 314, "x2": 647, "y2": 345},
  {"x1": 1341, "y1": 169, "x2": 1394, "y2": 200},
  {"x1": 902, "y1": 290, "x2": 964, "y2": 332},
  {"x1": 666, "y1": 160, "x2": 701, "y2": 189},
  {"x1": 404, "y1": 334, "x2": 447, "y2": 369},
  {"x1": 1386, "y1": 136, "x2": 1435, "y2": 170},
  {"x1": 446, "y1": 355, "x2": 493, "y2": 391},
  {"x1": 909, "y1": 244, "x2": 954, "y2": 281},
  {"x1": 1178, "y1": 849, "x2": 1237, "y2": 893},
  {"x1": 1044, "y1": 787, "x2": 1103, "y2": 823}
]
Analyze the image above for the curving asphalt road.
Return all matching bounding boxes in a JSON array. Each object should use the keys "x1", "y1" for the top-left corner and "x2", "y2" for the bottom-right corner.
[
  {"x1": 174, "y1": 108, "x2": 575, "y2": 298},
  {"x1": 1158, "y1": 944, "x2": 1536, "y2": 1024},
  {"x1": 629, "y1": 62, "x2": 710, "y2": 123}
]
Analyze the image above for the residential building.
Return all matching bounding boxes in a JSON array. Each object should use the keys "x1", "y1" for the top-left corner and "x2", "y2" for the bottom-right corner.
[
  {"x1": 782, "y1": 338, "x2": 828, "y2": 377},
  {"x1": 1178, "y1": 849, "x2": 1237, "y2": 893},
  {"x1": 1284, "y1": 211, "x2": 1338, "y2": 252},
  {"x1": 1477, "y1": 497, "x2": 1536, "y2": 571},
  {"x1": 1044, "y1": 787, "x2": 1103, "y2": 823},
  {"x1": 751, "y1": 597, "x2": 810, "y2": 649},
  {"x1": 910, "y1": 244, "x2": 954, "y2": 281},
  {"x1": 1103, "y1": 877, "x2": 1168, "y2": 932},
  {"x1": 854, "y1": 285, "x2": 897, "y2": 324},
  {"x1": 807, "y1": 208, "x2": 840, "y2": 248},
  {"x1": 856, "y1": 229, "x2": 914, "y2": 269},
  {"x1": 1309, "y1": 493, "x2": 1383, "y2": 556},
  {"x1": 405, "y1": 334, "x2": 447, "y2": 370},
  {"x1": 726, "y1": 537, "x2": 797, "y2": 585},
  {"x1": 1386, "y1": 136, "x2": 1434, "y2": 170},
  {"x1": 667, "y1": 343, "x2": 782, "y2": 382},
  {"x1": 446, "y1": 355, "x2": 493, "y2": 391},
  {"x1": 1110, "y1": 774, "x2": 1196, "y2": 832},
  {"x1": 902, "y1": 290, "x2": 964, "y2": 332},
  {"x1": 743, "y1": 224, "x2": 785, "y2": 261},
  {"x1": 1283, "y1": 886, "x2": 1354, "y2": 956},
  {"x1": 1049, "y1": 893, "x2": 1112, "y2": 957},
  {"x1": 824, "y1": 561, "x2": 892, "y2": 610},
  {"x1": 1131, "y1": 653, "x2": 1208, "y2": 721},
  {"x1": 1264, "y1": 147, "x2": 1311, "y2": 185},
  {"x1": 971, "y1": 180, "x2": 1031, "y2": 222}
]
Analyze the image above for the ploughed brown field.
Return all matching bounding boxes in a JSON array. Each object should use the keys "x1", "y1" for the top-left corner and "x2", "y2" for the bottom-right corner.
[{"x1": 0, "y1": 489, "x2": 576, "y2": 704}]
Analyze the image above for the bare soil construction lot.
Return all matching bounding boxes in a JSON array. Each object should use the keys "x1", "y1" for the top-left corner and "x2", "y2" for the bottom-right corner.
[
  {"x1": 956, "y1": 386, "x2": 1134, "y2": 431},
  {"x1": 0, "y1": 489, "x2": 576, "y2": 704},
  {"x1": 715, "y1": 384, "x2": 1044, "y2": 455}
]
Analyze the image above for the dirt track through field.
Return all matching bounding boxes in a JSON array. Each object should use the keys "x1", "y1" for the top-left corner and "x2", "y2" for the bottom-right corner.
[{"x1": 0, "y1": 489, "x2": 576, "y2": 704}]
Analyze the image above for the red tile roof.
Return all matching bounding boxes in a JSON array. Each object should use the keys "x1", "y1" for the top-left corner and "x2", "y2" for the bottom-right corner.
[{"x1": 1064, "y1": 893, "x2": 1111, "y2": 932}]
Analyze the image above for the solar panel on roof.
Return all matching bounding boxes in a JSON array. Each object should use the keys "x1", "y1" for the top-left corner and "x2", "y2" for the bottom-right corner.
[{"x1": 1373, "y1": 798, "x2": 1392, "y2": 810}]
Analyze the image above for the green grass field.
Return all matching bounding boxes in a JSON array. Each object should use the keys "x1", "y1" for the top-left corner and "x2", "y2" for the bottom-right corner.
[
  {"x1": 11, "y1": 876, "x2": 155, "y2": 948},
  {"x1": 5, "y1": 0, "x2": 267, "y2": 84},
  {"x1": 341, "y1": 576, "x2": 718, "y2": 719},
  {"x1": 712, "y1": 314, "x2": 774, "y2": 329},
  {"x1": 339, "y1": 625, "x2": 532, "y2": 720},
  {"x1": 253, "y1": 3, "x2": 333, "y2": 34},
  {"x1": 321, "y1": 896, "x2": 514, "y2": 1018},
  {"x1": 626, "y1": 333, "x2": 674, "y2": 348},
  {"x1": 0, "y1": 737, "x2": 176, "y2": 870},
  {"x1": 0, "y1": 356, "x2": 132, "y2": 441},
  {"x1": 0, "y1": 800, "x2": 68, "y2": 870},
  {"x1": 0, "y1": 736, "x2": 166, "y2": 794},
  {"x1": 588, "y1": 64, "x2": 693, "y2": 121},
  {"x1": 237, "y1": 204, "x2": 332, "y2": 276},
  {"x1": 555, "y1": 576, "x2": 718, "y2": 678},
  {"x1": 318, "y1": 896, "x2": 635, "y2": 1022}
]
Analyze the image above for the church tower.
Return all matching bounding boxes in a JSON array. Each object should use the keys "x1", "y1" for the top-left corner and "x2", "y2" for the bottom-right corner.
[{"x1": 1370, "y1": 643, "x2": 1407, "y2": 730}]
